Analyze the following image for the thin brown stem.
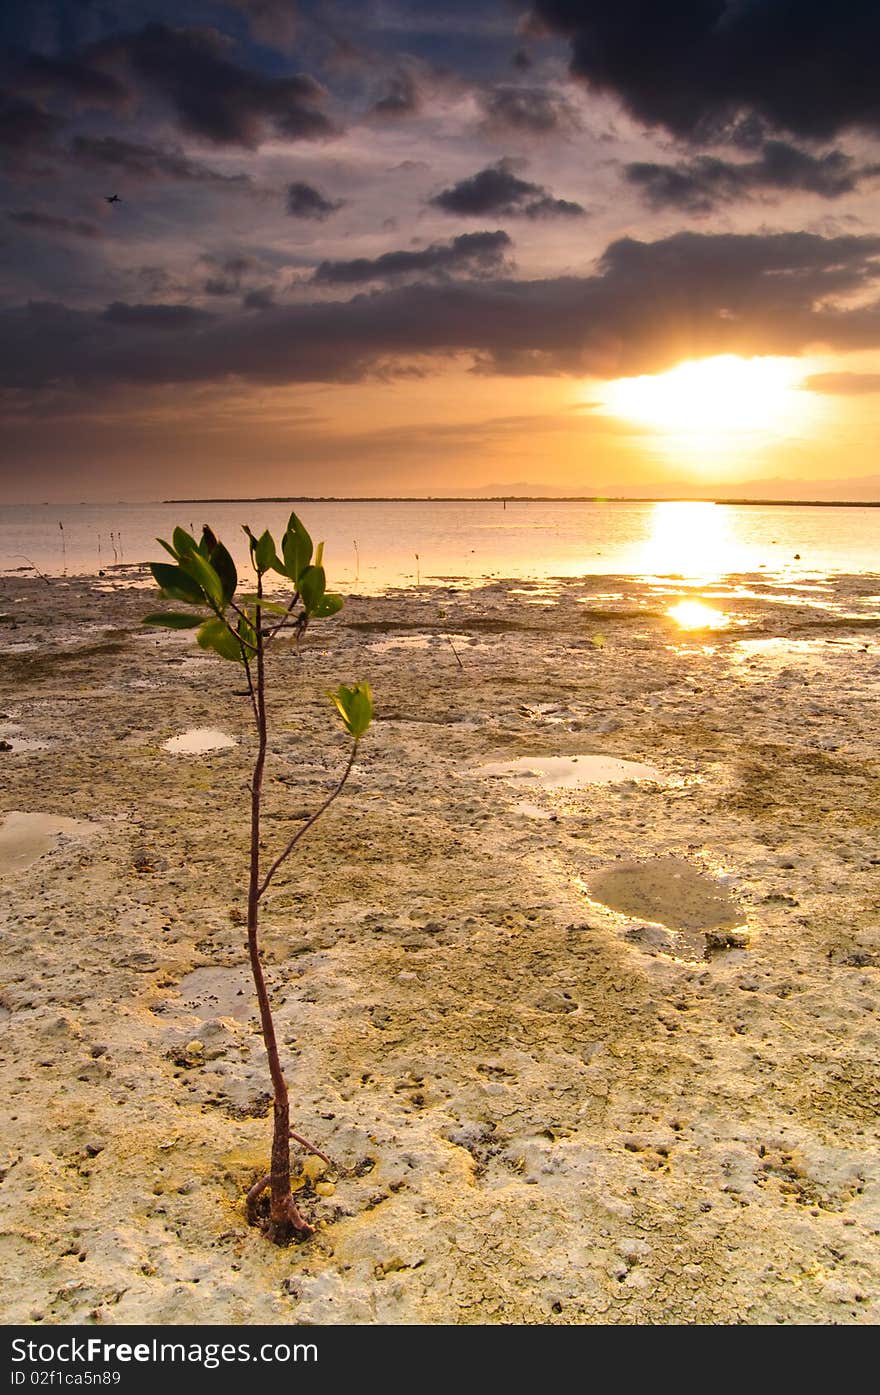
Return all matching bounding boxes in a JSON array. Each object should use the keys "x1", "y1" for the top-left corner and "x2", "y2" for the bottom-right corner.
[
  {"x1": 245, "y1": 568, "x2": 295, "y2": 1240},
  {"x1": 257, "y1": 743, "x2": 358, "y2": 902},
  {"x1": 241, "y1": 652, "x2": 258, "y2": 725},
  {"x1": 265, "y1": 592, "x2": 300, "y2": 642},
  {"x1": 445, "y1": 633, "x2": 464, "y2": 669}
]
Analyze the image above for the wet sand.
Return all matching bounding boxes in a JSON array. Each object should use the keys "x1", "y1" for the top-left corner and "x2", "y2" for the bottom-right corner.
[{"x1": 0, "y1": 569, "x2": 878, "y2": 1324}]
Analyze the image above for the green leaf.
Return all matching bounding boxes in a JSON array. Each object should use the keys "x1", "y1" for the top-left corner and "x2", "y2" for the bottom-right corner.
[
  {"x1": 208, "y1": 539, "x2": 238, "y2": 604},
  {"x1": 179, "y1": 549, "x2": 224, "y2": 608},
  {"x1": 150, "y1": 562, "x2": 205, "y2": 606},
  {"x1": 254, "y1": 529, "x2": 277, "y2": 574},
  {"x1": 298, "y1": 564, "x2": 326, "y2": 613},
  {"x1": 156, "y1": 537, "x2": 178, "y2": 561},
  {"x1": 311, "y1": 592, "x2": 343, "y2": 618},
  {"x1": 329, "y1": 682, "x2": 373, "y2": 739},
  {"x1": 196, "y1": 618, "x2": 244, "y2": 663},
  {"x1": 172, "y1": 526, "x2": 198, "y2": 557},
  {"x1": 280, "y1": 513, "x2": 312, "y2": 582},
  {"x1": 238, "y1": 610, "x2": 257, "y2": 652},
  {"x1": 143, "y1": 611, "x2": 204, "y2": 629},
  {"x1": 315, "y1": 541, "x2": 324, "y2": 568},
  {"x1": 238, "y1": 594, "x2": 290, "y2": 615}
]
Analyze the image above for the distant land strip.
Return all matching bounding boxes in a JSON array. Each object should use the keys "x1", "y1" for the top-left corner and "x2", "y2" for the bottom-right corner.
[{"x1": 162, "y1": 496, "x2": 880, "y2": 507}]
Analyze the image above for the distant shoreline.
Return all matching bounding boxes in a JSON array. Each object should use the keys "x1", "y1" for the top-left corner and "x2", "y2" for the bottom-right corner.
[{"x1": 160, "y1": 495, "x2": 880, "y2": 508}]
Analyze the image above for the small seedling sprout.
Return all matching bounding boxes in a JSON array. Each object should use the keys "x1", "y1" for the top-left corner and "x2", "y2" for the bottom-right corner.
[{"x1": 145, "y1": 513, "x2": 373, "y2": 1243}]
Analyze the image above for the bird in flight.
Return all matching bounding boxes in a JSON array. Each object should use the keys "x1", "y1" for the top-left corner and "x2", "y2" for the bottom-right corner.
[{"x1": 105, "y1": 194, "x2": 120, "y2": 204}]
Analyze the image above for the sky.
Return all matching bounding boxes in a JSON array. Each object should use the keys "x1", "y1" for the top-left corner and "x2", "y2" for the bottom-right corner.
[{"x1": 2, "y1": 0, "x2": 880, "y2": 502}]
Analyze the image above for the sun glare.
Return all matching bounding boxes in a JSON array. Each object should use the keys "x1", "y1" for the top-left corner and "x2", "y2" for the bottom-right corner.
[
  {"x1": 599, "y1": 355, "x2": 812, "y2": 453},
  {"x1": 637, "y1": 500, "x2": 751, "y2": 579},
  {"x1": 666, "y1": 600, "x2": 730, "y2": 630}
]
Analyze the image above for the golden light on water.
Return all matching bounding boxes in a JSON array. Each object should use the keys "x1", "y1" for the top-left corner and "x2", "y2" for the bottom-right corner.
[
  {"x1": 598, "y1": 355, "x2": 819, "y2": 464},
  {"x1": 667, "y1": 600, "x2": 730, "y2": 630},
  {"x1": 638, "y1": 500, "x2": 751, "y2": 579}
]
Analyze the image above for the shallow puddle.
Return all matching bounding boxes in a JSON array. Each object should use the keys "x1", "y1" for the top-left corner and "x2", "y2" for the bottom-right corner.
[
  {"x1": 368, "y1": 633, "x2": 436, "y2": 653},
  {"x1": 0, "y1": 811, "x2": 95, "y2": 876},
  {"x1": 588, "y1": 857, "x2": 746, "y2": 936},
  {"x1": 517, "y1": 800, "x2": 557, "y2": 820},
  {"x1": 173, "y1": 966, "x2": 255, "y2": 1022},
  {"x1": 0, "y1": 732, "x2": 49, "y2": 754},
  {"x1": 480, "y1": 754, "x2": 663, "y2": 787},
  {"x1": 732, "y1": 635, "x2": 874, "y2": 677},
  {"x1": 162, "y1": 727, "x2": 237, "y2": 755}
]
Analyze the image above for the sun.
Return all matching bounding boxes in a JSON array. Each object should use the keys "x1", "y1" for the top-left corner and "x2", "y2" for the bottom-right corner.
[{"x1": 597, "y1": 355, "x2": 813, "y2": 447}]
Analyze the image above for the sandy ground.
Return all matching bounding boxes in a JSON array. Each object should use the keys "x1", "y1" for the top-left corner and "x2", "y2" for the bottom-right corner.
[{"x1": 0, "y1": 567, "x2": 878, "y2": 1325}]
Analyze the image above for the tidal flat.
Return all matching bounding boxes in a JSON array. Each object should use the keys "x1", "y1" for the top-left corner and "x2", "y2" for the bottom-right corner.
[{"x1": 0, "y1": 570, "x2": 878, "y2": 1324}]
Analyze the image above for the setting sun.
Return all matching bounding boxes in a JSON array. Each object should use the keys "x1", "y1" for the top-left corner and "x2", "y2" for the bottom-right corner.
[{"x1": 598, "y1": 355, "x2": 813, "y2": 447}]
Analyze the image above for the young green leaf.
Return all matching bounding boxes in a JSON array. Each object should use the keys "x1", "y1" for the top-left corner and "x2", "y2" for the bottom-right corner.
[
  {"x1": 157, "y1": 537, "x2": 179, "y2": 560},
  {"x1": 143, "y1": 611, "x2": 204, "y2": 629},
  {"x1": 238, "y1": 609, "x2": 257, "y2": 652},
  {"x1": 173, "y1": 526, "x2": 198, "y2": 557},
  {"x1": 238, "y1": 594, "x2": 291, "y2": 615},
  {"x1": 150, "y1": 561, "x2": 206, "y2": 606},
  {"x1": 179, "y1": 549, "x2": 224, "y2": 608},
  {"x1": 310, "y1": 592, "x2": 344, "y2": 618},
  {"x1": 298, "y1": 564, "x2": 326, "y2": 613},
  {"x1": 280, "y1": 513, "x2": 312, "y2": 582},
  {"x1": 329, "y1": 682, "x2": 373, "y2": 739},
  {"x1": 196, "y1": 618, "x2": 244, "y2": 663},
  {"x1": 254, "y1": 530, "x2": 277, "y2": 574},
  {"x1": 208, "y1": 539, "x2": 238, "y2": 604},
  {"x1": 315, "y1": 541, "x2": 324, "y2": 568}
]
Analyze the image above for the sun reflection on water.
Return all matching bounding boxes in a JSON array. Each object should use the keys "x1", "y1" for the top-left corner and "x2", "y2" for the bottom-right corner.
[
  {"x1": 637, "y1": 501, "x2": 752, "y2": 581},
  {"x1": 666, "y1": 600, "x2": 730, "y2": 630}
]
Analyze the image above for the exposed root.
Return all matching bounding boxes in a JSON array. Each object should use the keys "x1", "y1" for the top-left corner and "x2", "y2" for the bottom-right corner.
[
  {"x1": 245, "y1": 1172, "x2": 270, "y2": 1223},
  {"x1": 279, "y1": 1195, "x2": 315, "y2": 1237},
  {"x1": 289, "y1": 1130, "x2": 333, "y2": 1167}
]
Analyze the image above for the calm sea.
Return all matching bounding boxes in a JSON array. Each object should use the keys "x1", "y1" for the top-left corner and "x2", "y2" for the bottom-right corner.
[{"x1": 0, "y1": 499, "x2": 877, "y2": 591}]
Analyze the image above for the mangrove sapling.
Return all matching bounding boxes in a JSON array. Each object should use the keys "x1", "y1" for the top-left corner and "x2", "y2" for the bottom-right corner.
[{"x1": 144, "y1": 514, "x2": 373, "y2": 1244}]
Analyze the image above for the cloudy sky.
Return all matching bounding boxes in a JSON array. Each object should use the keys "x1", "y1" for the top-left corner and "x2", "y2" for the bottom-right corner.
[{"x1": 3, "y1": 0, "x2": 880, "y2": 501}]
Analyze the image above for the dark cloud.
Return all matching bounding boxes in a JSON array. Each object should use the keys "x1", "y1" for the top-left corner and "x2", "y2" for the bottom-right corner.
[
  {"x1": 626, "y1": 141, "x2": 880, "y2": 213},
  {"x1": 9, "y1": 50, "x2": 129, "y2": 108},
  {"x1": 430, "y1": 159, "x2": 585, "y2": 218},
  {"x1": 8, "y1": 209, "x2": 102, "y2": 239},
  {"x1": 0, "y1": 88, "x2": 61, "y2": 152},
  {"x1": 804, "y1": 372, "x2": 880, "y2": 395},
  {"x1": 201, "y1": 253, "x2": 267, "y2": 296},
  {"x1": 243, "y1": 288, "x2": 275, "y2": 310},
  {"x1": 528, "y1": 1, "x2": 880, "y2": 142},
  {"x1": 478, "y1": 85, "x2": 580, "y2": 136},
  {"x1": 89, "y1": 23, "x2": 334, "y2": 147},
  {"x1": 102, "y1": 301, "x2": 213, "y2": 329},
  {"x1": 312, "y1": 230, "x2": 513, "y2": 284},
  {"x1": 286, "y1": 181, "x2": 344, "y2": 219},
  {"x1": 69, "y1": 135, "x2": 251, "y2": 185},
  {"x1": 5, "y1": 231, "x2": 880, "y2": 392},
  {"x1": 371, "y1": 70, "x2": 421, "y2": 118}
]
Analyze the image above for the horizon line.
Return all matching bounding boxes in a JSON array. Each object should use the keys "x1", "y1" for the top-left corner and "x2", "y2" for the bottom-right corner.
[{"x1": 157, "y1": 495, "x2": 880, "y2": 508}]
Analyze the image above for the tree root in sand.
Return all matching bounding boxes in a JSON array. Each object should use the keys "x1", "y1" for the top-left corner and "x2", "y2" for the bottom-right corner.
[{"x1": 244, "y1": 1131, "x2": 333, "y2": 1242}]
